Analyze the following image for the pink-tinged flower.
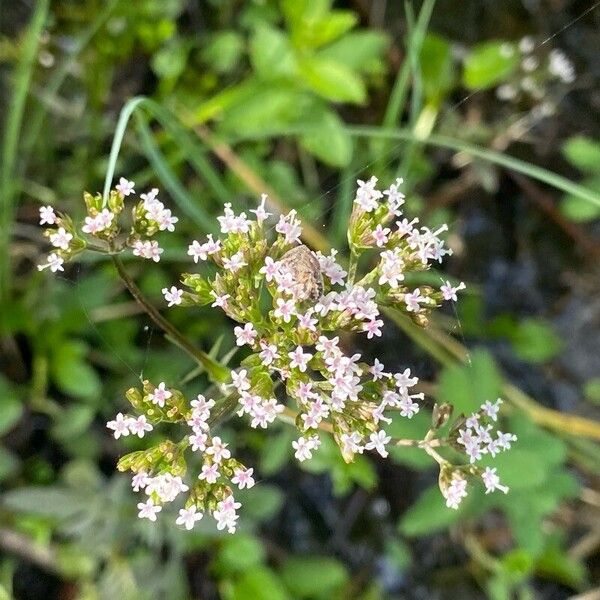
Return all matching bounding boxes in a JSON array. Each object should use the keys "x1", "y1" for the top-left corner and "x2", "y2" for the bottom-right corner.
[
  {"x1": 232, "y1": 467, "x2": 255, "y2": 489},
  {"x1": 129, "y1": 415, "x2": 153, "y2": 438},
  {"x1": 157, "y1": 208, "x2": 178, "y2": 232},
  {"x1": 398, "y1": 396, "x2": 420, "y2": 418},
  {"x1": 396, "y1": 217, "x2": 419, "y2": 237},
  {"x1": 187, "y1": 413, "x2": 209, "y2": 433},
  {"x1": 116, "y1": 177, "x2": 135, "y2": 196},
  {"x1": 49, "y1": 227, "x2": 72, "y2": 250},
  {"x1": 259, "y1": 257, "x2": 281, "y2": 282},
  {"x1": 259, "y1": 341, "x2": 279, "y2": 366},
  {"x1": 273, "y1": 298, "x2": 296, "y2": 323},
  {"x1": 295, "y1": 381, "x2": 316, "y2": 402},
  {"x1": 288, "y1": 346, "x2": 312, "y2": 372},
  {"x1": 205, "y1": 436, "x2": 231, "y2": 462},
  {"x1": 148, "y1": 382, "x2": 172, "y2": 408},
  {"x1": 189, "y1": 432, "x2": 207, "y2": 452},
  {"x1": 217, "y1": 203, "x2": 251, "y2": 234},
  {"x1": 210, "y1": 290, "x2": 230, "y2": 308},
  {"x1": 141, "y1": 188, "x2": 159, "y2": 207},
  {"x1": 231, "y1": 369, "x2": 251, "y2": 392},
  {"x1": 316, "y1": 249, "x2": 347, "y2": 285},
  {"x1": 365, "y1": 430, "x2": 391, "y2": 458},
  {"x1": 81, "y1": 215, "x2": 103, "y2": 234},
  {"x1": 354, "y1": 176, "x2": 382, "y2": 212},
  {"x1": 297, "y1": 310, "x2": 317, "y2": 331},
  {"x1": 340, "y1": 432, "x2": 364, "y2": 456},
  {"x1": 378, "y1": 250, "x2": 405, "y2": 288},
  {"x1": 176, "y1": 506, "x2": 203, "y2": 530},
  {"x1": 199, "y1": 462, "x2": 220, "y2": 484},
  {"x1": 481, "y1": 398, "x2": 502, "y2": 421},
  {"x1": 275, "y1": 210, "x2": 302, "y2": 244},
  {"x1": 97, "y1": 209, "x2": 114, "y2": 229},
  {"x1": 39, "y1": 205, "x2": 56, "y2": 225},
  {"x1": 481, "y1": 467, "x2": 509, "y2": 494},
  {"x1": 187, "y1": 240, "x2": 207, "y2": 263},
  {"x1": 363, "y1": 318, "x2": 383, "y2": 339},
  {"x1": 496, "y1": 431, "x2": 517, "y2": 450},
  {"x1": 37, "y1": 253, "x2": 64, "y2": 273},
  {"x1": 131, "y1": 471, "x2": 150, "y2": 492},
  {"x1": 162, "y1": 286, "x2": 183, "y2": 307},
  {"x1": 316, "y1": 335, "x2": 340, "y2": 357},
  {"x1": 404, "y1": 288, "x2": 426, "y2": 312},
  {"x1": 394, "y1": 368, "x2": 418, "y2": 389},
  {"x1": 145, "y1": 200, "x2": 165, "y2": 222},
  {"x1": 132, "y1": 240, "x2": 163, "y2": 262},
  {"x1": 213, "y1": 494, "x2": 241, "y2": 534},
  {"x1": 444, "y1": 475, "x2": 468, "y2": 509},
  {"x1": 237, "y1": 392, "x2": 260, "y2": 416},
  {"x1": 106, "y1": 412, "x2": 131, "y2": 439},
  {"x1": 137, "y1": 498, "x2": 161, "y2": 522},
  {"x1": 222, "y1": 251, "x2": 247, "y2": 272},
  {"x1": 234, "y1": 323, "x2": 258, "y2": 347},
  {"x1": 441, "y1": 280, "x2": 466, "y2": 302},
  {"x1": 370, "y1": 359, "x2": 386, "y2": 381},
  {"x1": 251, "y1": 193, "x2": 272, "y2": 223},
  {"x1": 292, "y1": 436, "x2": 319, "y2": 461},
  {"x1": 383, "y1": 178, "x2": 405, "y2": 214},
  {"x1": 371, "y1": 224, "x2": 390, "y2": 247}
]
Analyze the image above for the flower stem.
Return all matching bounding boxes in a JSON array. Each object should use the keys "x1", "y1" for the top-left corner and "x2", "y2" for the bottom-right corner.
[{"x1": 111, "y1": 256, "x2": 230, "y2": 383}]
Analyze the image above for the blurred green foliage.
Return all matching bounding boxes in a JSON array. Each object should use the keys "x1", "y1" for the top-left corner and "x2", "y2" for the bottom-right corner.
[{"x1": 2, "y1": 0, "x2": 600, "y2": 598}]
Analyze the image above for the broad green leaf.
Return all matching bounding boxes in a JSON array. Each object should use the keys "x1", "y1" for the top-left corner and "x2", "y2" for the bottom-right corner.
[
  {"x1": 250, "y1": 25, "x2": 297, "y2": 78},
  {"x1": 0, "y1": 446, "x2": 19, "y2": 481},
  {"x1": 319, "y1": 31, "x2": 389, "y2": 74},
  {"x1": 560, "y1": 175, "x2": 600, "y2": 222},
  {"x1": 398, "y1": 483, "x2": 487, "y2": 537},
  {"x1": 2, "y1": 486, "x2": 90, "y2": 520},
  {"x1": 584, "y1": 378, "x2": 600, "y2": 405},
  {"x1": 260, "y1": 428, "x2": 295, "y2": 475},
  {"x1": 281, "y1": 556, "x2": 348, "y2": 598},
  {"x1": 536, "y1": 535, "x2": 587, "y2": 588},
  {"x1": 437, "y1": 349, "x2": 502, "y2": 415},
  {"x1": 562, "y1": 136, "x2": 600, "y2": 173},
  {"x1": 462, "y1": 41, "x2": 519, "y2": 90},
  {"x1": 420, "y1": 34, "x2": 455, "y2": 103},
  {"x1": 51, "y1": 405, "x2": 95, "y2": 441},
  {"x1": 298, "y1": 57, "x2": 366, "y2": 104},
  {"x1": 229, "y1": 567, "x2": 289, "y2": 600},
  {"x1": 510, "y1": 318, "x2": 562, "y2": 363},
  {"x1": 387, "y1": 411, "x2": 431, "y2": 470},
  {"x1": 0, "y1": 387, "x2": 22, "y2": 436},
  {"x1": 299, "y1": 107, "x2": 353, "y2": 167},
  {"x1": 50, "y1": 340, "x2": 101, "y2": 400},
  {"x1": 237, "y1": 484, "x2": 283, "y2": 522},
  {"x1": 216, "y1": 535, "x2": 266, "y2": 574},
  {"x1": 500, "y1": 549, "x2": 534, "y2": 583},
  {"x1": 298, "y1": 12, "x2": 358, "y2": 49},
  {"x1": 281, "y1": 0, "x2": 331, "y2": 32}
]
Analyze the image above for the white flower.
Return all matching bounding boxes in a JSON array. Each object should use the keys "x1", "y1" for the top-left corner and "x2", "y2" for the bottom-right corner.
[
  {"x1": 355, "y1": 176, "x2": 382, "y2": 212},
  {"x1": 481, "y1": 467, "x2": 509, "y2": 494},
  {"x1": 232, "y1": 467, "x2": 255, "y2": 489},
  {"x1": 189, "y1": 432, "x2": 208, "y2": 452},
  {"x1": 234, "y1": 323, "x2": 258, "y2": 347},
  {"x1": 378, "y1": 249, "x2": 404, "y2": 288},
  {"x1": 370, "y1": 359, "x2": 386, "y2": 381},
  {"x1": 210, "y1": 291, "x2": 230, "y2": 308},
  {"x1": 548, "y1": 49, "x2": 575, "y2": 83},
  {"x1": 259, "y1": 257, "x2": 281, "y2": 282},
  {"x1": 162, "y1": 286, "x2": 183, "y2": 307},
  {"x1": 39, "y1": 205, "x2": 56, "y2": 225},
  {"x1": 106, "y1": 412, "x2": 131, "y2": 439},
  {"x1": 116, "y1": 177, "x2": 135, "y2": 196},
  {"x1": 213, "y1": 494, "x2": 241, "y2": 534},
  {"x1": 132, "y1": 240, "x2": 163, "y2": 262},
  {"x1": 199, "y1": 462, "x2": 220, "y2": 484},
  {"x1": 137, "y1": 498, "x2": 162, "y2": 521},
  {"x1": 129, "y1": 415, "x2": 153, "y2": 438},
  {"x1": 363, "y1": 318, "x2": 383, "y2": 339},
  {"x1": 157, "y1": 208, "x2": 178, "y2": 232},
  {"x1": 440, "y1": 280, "x2": 466, "y2": 302},
  {"x1": 273, "y1": 298, "x2": 296, "y2": 323},
  {"x1": 176, "y1": 506, "x2": 203, "y2": 530},
  {"x1": 222, "y1": 251, "x2": 247, "y2": 272},
  {"x1": 132, "y1": 471, "x2": 150, "y2": 492},
  {"x1": 251, "y1": 193, "x2": 272, "y2": 223},
  {"x1": 148, "y1": 382, "x2": 172, "y2": 408},
  {"x1": 187, "y1": 240, "x2": 207, "y2": 263},
  {"x1": 365, "y1": 430, "x2": 391, "y2": 458},
  {"x1": 292, "y1": 436, "x2": 319, "y2": 461},
  {"x1": 297, "y1": 310, "x2": 317, "y2": 331},
  {"x1": 371, "y1": 224, "x2": 390, "y2": 247},
  {"x1": 259, "y1": 341, "x2": 279, "y2": 366},
  {"x1": 444, "y1": 475, "x2": 468, "y2": 509},
  {"x1": 288, "y1": 346, "x2": 312, "y2": 372},
  {"x1": 37, "y1": 253, "x2": 64, "y2": 273},
  {"x1": 231, "y1": 369, "x2": 251, "y2": 392},
  {"x1": 205, "y1": 436, "x2": 230, "y2": 462},
  {"x1": 49, "y1": 227, "x2": 73, "y2": 250},
  {"x1": 481, "y1": 398, "x2": 502, "y2": 421},
  {"x1": 404, "y1": 288, "x2": 426, "y2": 312}
]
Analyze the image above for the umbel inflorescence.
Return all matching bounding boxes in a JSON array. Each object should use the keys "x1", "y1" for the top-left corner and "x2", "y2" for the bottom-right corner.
[{"x1": 38, "y1": 176, "x2": 516, "y2": 532}]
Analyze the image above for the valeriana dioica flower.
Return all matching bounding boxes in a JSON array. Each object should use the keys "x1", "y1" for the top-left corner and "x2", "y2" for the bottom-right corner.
[{"x1": 39, "y1": 175, "x2": 517, "y2": 532}]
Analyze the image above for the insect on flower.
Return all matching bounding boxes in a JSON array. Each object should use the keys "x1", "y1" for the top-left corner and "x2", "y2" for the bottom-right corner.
[{"x1": 278, "y1": 244, "x2": 323, "y2": 301}]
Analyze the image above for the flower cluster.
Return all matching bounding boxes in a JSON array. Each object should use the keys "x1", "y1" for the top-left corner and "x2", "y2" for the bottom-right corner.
[
  {"x1": 494, "y1": 38, "x2": 575, "y2": 113},
  {"x1": 43, "y1": 175, "x2": 517, "y2": 532}
]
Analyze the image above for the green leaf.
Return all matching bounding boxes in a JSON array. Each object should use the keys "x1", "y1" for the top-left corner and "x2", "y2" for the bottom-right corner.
[
  {"x1": 462, "y1": 41, "x2": 519, "y2": 90},
  {"x1": 260, "y1": 428, "x2": 295, "y2": 475},
  {"x1": 0, "y1": 376, "x2": 22, "y2": 436},
  {"x1": 510, "y1": 318, "x2": 563, "y2": 363},
  {"x1": 299, "y1": 11, "x2": 358, "y2": 49},
  {"x1": 319, "y1": 31, "x2": 389, "y2": 74},
  {"x1": 298, "y1": 57, "x2": 366, "y2": 104},
  {"x1": 237, "y1": 484, "x2": 283, "y2": 522},
  {"x1": 216, "y1": 535, "x2": 266, "y2": 574},
  {"x1": 387, "y1": 412, "x2": 431, "y2": 470},
  {"x1": 560, "y1": 175, "x2": 600, "y2": 222},
  {"x1": 229, "y1": 567, "x2": 289, "y2": 600},
  {"x1": 0, "y1": 446, "x2": 19, "y2": 481},
  {"x1": 50, "y1": 340, "x2": 101, "y2": 400},
  {"x1": 2, "y1": 486, "x2": 89, "y2": 520},
  {"x1": 299, "y1": 108, "x2": 353, "y2": 167},
  {"x1": 536, "y1": 535, "x2": 587, "y2": 588},
  {"x1": 584, "y1": 378, "x2": 600, "y2": 405},
  {"x1": 202, "y1": 31, "x2": 244, "y2": 74},
  {"x1": 437, "y1": 349, "x2": 502, "y2": 415},
  {"x1": 420, "y1": 33, "x2": 455, "y2": 103},
  {"x1": 281, "y1": 556, "x2": 348, "y2": 598},
  {"x1": 250, "y1": 26, "x2": 297, "y2": 78},
  {"x1": 562, "y1": 136, "x2": 600, "y2": 173},
  {"x1": 51, "y1": 405, "x2": 95, "y2": 441},
  {"x1": 399, "y1": 484, "x2": 486, "y2": 537},
  {"x1": 500, "y1": 549, "x2": 534, "y2": 583}
]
